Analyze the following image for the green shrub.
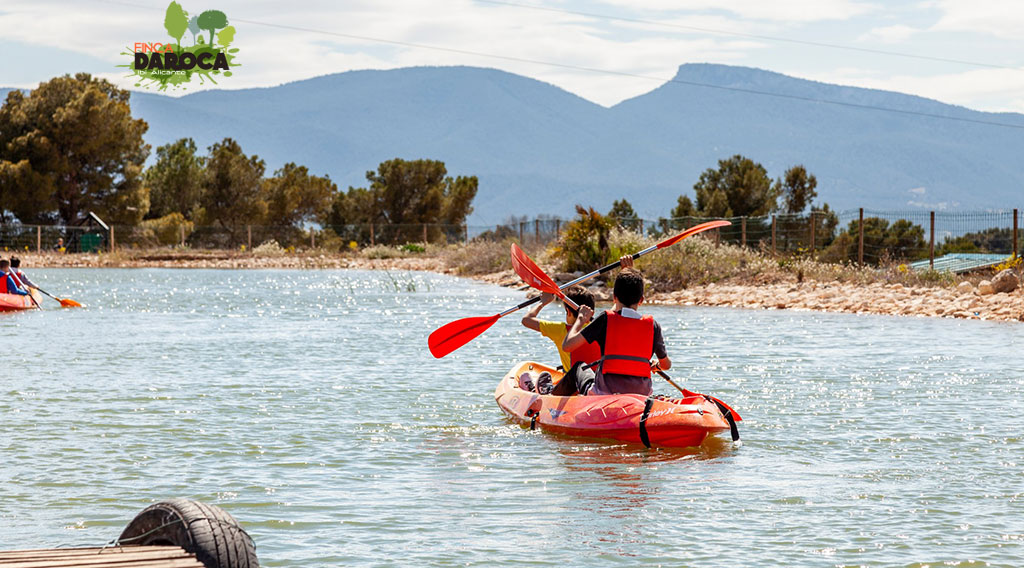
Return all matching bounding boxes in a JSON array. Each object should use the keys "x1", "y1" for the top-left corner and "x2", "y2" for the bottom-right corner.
[
  {"x1": 361, "y1": 245, "x2": 406, "y2": 259},
  {"x1": 558, "y1": 205, "x2": 616, "y2": 272},
  {"x1": 139, "y1": 213, "x2": 194, "y2": 246}
]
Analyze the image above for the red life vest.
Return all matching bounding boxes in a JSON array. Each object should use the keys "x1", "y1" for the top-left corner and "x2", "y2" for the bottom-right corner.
[
  {"x1": 565, "y1": 323, "x2": 602, "y2": 367},
  {"x1": 599, "y1": 310, "x2": 655, "y2": 377}
]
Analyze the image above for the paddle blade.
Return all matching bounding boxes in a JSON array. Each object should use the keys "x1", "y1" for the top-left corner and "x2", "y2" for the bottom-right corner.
[
  {"x1": 428, "y1": 313, "x2": 501, "y2": 358},
  {"x1": 58, "y1": 298, "x2": 83, "y2": 308},
  {"x1": 656, "y1": 220, "x2": 731, "y2": 249},
  {"x1": 710, "y1": 396, "x2": 741, "y2": 422},
  {"x1": 510, "y1": 243, "x2": 561, "y2": 295}
]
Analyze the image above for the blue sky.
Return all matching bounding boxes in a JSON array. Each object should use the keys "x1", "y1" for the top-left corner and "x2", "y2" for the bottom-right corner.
[{"x1": 1, "y1": 0, "x2": 1022, "y2": 112}]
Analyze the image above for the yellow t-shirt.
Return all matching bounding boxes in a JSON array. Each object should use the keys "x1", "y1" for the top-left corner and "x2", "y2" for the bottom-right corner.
[{"x1": 538, "y1": 319, "x2": 571, "y2": 370}]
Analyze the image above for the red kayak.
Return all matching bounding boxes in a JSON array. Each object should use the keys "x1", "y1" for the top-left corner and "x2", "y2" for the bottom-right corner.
[
  {"x1": 0, "y1": 289, "x2": 42, "y2": 312},
  {"x1": 495, "y1": 361, "x2": 741, "y2": 448}
]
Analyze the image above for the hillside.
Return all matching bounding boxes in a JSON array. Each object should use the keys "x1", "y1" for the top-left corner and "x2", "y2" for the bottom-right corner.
[{"x1": 4, "y1": 64, "x2": 1022, "y2": 224}]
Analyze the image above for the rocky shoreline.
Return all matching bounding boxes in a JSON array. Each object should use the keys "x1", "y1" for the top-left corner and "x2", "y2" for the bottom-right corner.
[
  {"x1": 475, "y1": 268, "x2": 1024, "y2": 323},
  {"x1": 17, "y1": 251, "x2": 1024, "y2": 322}
]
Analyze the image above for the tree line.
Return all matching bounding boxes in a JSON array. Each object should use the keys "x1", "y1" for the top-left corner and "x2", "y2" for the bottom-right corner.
[
  {"x1": 0, "y1": 73, "x2": 478, "y2": 247},
  {"x1": 587, "y1": 154, "x2": 929, "y2": 266}
]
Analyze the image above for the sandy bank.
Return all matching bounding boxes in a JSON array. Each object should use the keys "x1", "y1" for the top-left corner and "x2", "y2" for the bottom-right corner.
[{"x1": 19, "y1": 251, "x2": 458, "y2": 273}]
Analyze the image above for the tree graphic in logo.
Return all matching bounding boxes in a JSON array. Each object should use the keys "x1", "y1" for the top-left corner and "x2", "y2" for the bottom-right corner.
[
  {"x1": 120, "y1": 2, "x2": 240, "y2": 91},
  {"x1": 197, "y1": 10, "x2": 228, "y2": 47}
]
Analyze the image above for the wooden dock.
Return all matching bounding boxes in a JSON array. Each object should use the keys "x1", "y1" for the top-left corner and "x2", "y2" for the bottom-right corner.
[{"x1": 0, "y1": 546, "x2": 204, "y2": 567}]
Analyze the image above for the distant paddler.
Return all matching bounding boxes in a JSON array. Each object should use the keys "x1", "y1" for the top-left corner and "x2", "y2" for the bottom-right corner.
[
  {"x1": 7, "y1": 256, "x2": 82, "y2": 308},
  {"x1": 1, "y1": 259, "x2": 31, "y2": 296},
  {"x1": 9, "y1": 257, "x2": 37, "y2": 289}
]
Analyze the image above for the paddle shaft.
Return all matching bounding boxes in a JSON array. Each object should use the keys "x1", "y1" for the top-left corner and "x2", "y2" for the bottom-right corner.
[
  {"x1": 654, "y1": 369, "x2": 687, "y2": 394},
  {"x1": 35, "y1": 287, "x2": 59, "y2": 301},
  {"x1": 656, "y1": 369, "x2": 740, "y2": 441},
  {"x1": 6, "y1": 270, "x2": 39, "y2": 308},
  {"x1": 497, "y1": 245, "x2": 659, "y2": 317}
]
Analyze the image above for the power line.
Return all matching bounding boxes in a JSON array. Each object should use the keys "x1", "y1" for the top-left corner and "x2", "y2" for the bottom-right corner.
[
  {"x1": 476, "y1": 0, "x2": 1018, "y2": 71},
  {"x1": 95, "y1": 0, "x2": 1024, "y2": 130}
]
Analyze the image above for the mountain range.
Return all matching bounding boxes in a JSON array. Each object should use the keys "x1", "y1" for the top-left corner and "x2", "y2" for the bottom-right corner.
[{"x1": 4, "y1": 64, "x2": 1023, "y2": 224}]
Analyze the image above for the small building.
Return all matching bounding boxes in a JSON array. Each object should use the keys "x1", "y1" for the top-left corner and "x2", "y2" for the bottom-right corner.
[{"x1": 71, "y1": 212, "x2": 109, "y2": 253}]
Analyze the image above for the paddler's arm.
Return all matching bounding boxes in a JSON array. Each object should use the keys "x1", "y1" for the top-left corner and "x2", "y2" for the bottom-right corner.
[
  {"x1": 521, "y1": 292, "x2": 555, "y2": 331},
  {"x1": 651, "y1": 320, "x2": 670, "y2": 371},
  {"x1": 5, "y1": 275, "x2": 28, "y2": 295},
  {"x1": 562, "y1": 304, "x2": 594, "y2": 352}
]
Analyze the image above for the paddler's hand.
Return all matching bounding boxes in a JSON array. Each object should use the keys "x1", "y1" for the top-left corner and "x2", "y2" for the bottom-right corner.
[
  {"x1": 620, "y1": 255, "x2": 634, "y2": 269},
  {"x1": 540, "y1": 292, "x2": 555, "y2": 305},
  {"x1": 577, "y1": 304, "x2": 594, "y2": 324}
]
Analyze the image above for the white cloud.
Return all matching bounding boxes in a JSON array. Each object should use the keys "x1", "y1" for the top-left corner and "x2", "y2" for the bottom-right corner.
[
  {"x1": 858, "y1": 24, "x2": 919, "y2": 44},
  {"x1": 909, "y1": 186, "x2": 926, "y2": 194},
  {"x1": 930, "y1": 0, "x2": 1024, "y2": 38},
  {"x1": 593, "y1": 0, "x2": 876, "y2": 22},
  {"x1": 0, "y1": 0, "x2": 1021, "y2": 113}
]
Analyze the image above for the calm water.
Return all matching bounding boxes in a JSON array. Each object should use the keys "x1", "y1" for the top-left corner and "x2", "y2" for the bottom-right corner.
[{"x1": 2, "y1": 268, "x2": 1024, "y2": 567}]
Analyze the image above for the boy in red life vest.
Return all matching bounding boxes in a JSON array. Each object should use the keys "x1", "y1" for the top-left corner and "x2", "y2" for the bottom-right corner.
[
  {"x1": 520, "y1": 285, "x2": 600, "y2": 395},
  {"x1": 562, "y1": 256, "x2": 671, "y2": 396},
  {"x1": 9, "y1": 257, "x2": 36, "y2": 289},
  {"x1": 1, "y1": 259, "x2": 30, "y2": 296}
]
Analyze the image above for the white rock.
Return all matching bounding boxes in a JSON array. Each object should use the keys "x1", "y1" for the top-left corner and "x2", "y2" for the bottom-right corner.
[
  {"x1": 956, "y1": 281, "x2": 973, "y2": 294},
  {"x1": 991, "y1": 269, "x2": 1019, "y2": 294},
  {"x1": 978, "y1": 280, "x2": 995, "y2": 295}
]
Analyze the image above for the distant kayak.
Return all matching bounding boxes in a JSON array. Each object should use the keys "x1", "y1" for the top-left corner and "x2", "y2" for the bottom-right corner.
[
  {"x1": 495, "y1": 361, "x2": 741, "y2": 448},
  {"x1": 0, "y1": 289, "x2": 42, "y2": 312}
]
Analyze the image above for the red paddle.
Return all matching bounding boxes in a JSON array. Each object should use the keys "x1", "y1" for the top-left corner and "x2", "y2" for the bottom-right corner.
[
  {"x1": 428, "y1": 219, "x2": 731, "y2": 358},
  {"x1": 655, "y1": 369, "x2": 741, "y2": 441},
  {"x1": 510, "y1": 243, "x2": 579, "y2": 311}
]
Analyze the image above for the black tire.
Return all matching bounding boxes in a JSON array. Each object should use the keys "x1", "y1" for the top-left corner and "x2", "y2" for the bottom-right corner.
[{"x1": 118, "y1": 498, "x2": 259, "y2": 568}]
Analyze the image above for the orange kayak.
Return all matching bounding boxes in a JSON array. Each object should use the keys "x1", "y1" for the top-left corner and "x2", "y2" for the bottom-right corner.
[
  {"x1": 495, "y1": 361, "x2": 741, "y2": 448},
  {"x1": 0, "y1": 289, "x2": 42, "y2": 312}
]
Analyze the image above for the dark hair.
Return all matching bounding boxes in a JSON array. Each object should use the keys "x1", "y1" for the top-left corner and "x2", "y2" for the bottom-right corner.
[
  {"x1": 563, "y1": 285, "x2": 595, "y2": 317},
  {"x1": 0, "y1": 260, "x2": 9, "y2": 269},
  {"x1": 613, "y1": 268, "x2": 645, "y2": 306},
  {"x1": 10, "y1": 257, "x2": 20, "y2": 268}
]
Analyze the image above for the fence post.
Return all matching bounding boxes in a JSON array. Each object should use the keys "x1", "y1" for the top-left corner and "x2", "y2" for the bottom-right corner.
[
  {"x1": 741, "y1": 217, "x2": 747, "y2": 248},
  {"x1": 311, "y1": 230, "x2": 316, "y2": 249},
  {"x1": 771, "y1": 215, "x2": 776, "y2": 255},
  {"x1": 929, "y1": 211, "x2": 935, "y2": 269},
  {"x1": 1014, "y1": 208, "x2": 1019, "y2": 260},
  {"x1": 534, "y1": 219, "x2": 540, "y2": 243},
  {"x1": 519, "y1": 222, "x2": 524, "y2": 242},
  {"x1": 858, "y1": 208, "x2": 864, "y2": 265},
  {"x1": 370, "y1": 223, "x2": 375, "y2": 246},
  {"x1": 109, "y1": 226, "x2": 115, "y2": 252},
  {"x1": 180, "y1": 224, "x2": 186, "y2": 247},
  {"x1": 247, "y1": 225, "x2": 252, "y2": 250},
  {"x1": 639, "y1": 219, "x2": 644, "y2": 237},
  {"x1": 555, "y1": 219, "x2": 561, "y2": 239},
  {"x1": 422, "y1": 223, "x2": 427, "y2": 244},
  {"x1": 36, "y1": 226, "x2": 41, "y2": 253},
  {"x1": 465, "y1": 224, "x2": 469, "y2": 244},
  {"x1": 809, "y1": 212, "x2": 816, "y2": 257}
]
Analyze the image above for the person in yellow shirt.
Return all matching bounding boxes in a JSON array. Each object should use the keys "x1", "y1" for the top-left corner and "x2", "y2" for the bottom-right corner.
[{"x1": 521, "y1": 285, "x2": 600, "y2": 395}]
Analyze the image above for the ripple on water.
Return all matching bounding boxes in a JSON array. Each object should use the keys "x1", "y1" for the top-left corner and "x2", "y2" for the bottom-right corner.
[{"x1": 1, "y1": 269, "x2": 1023, "y2": 566}]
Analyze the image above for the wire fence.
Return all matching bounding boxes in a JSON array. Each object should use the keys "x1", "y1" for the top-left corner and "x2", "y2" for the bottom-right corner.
[{"x1": 1, "y1": 208, "x2": 1019, "y2": 266}]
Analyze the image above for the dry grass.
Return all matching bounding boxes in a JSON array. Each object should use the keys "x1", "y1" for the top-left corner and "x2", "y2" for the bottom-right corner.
[{"x1": 602, "y1": 230, "x2": 959, "y2": 292}]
